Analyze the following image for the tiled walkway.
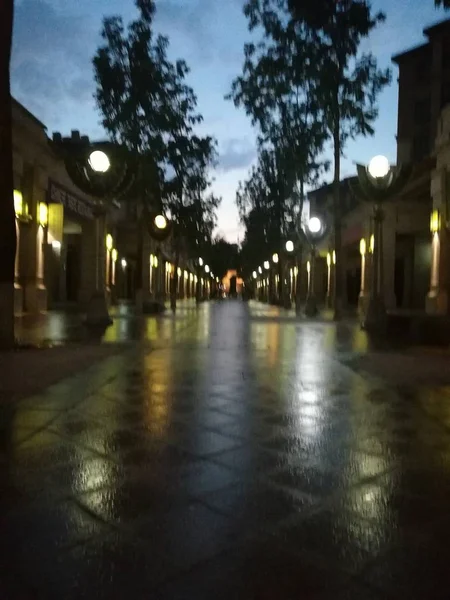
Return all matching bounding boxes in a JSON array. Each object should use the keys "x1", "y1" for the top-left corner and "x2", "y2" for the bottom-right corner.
[{"x1": 2, "y1": 301, "x2": 450, "y2": 598}]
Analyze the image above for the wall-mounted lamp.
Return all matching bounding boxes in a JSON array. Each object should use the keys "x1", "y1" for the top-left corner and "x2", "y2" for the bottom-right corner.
[
  {"x1": 38, "y1": 202, "x2": 48, "y2": 227},
  {"x1": 14, "y1": 190, "x2": 25, "y2": 218},
  {"x1": 430, "y1": 209, "x2": 440, "y2": 234},
  {"x1": 359, "y1": 238, "x2": 366, "y2": 256}
]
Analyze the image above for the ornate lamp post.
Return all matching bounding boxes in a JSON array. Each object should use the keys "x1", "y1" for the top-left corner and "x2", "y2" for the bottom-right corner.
[
  {"x1": 53, "y1": 137, "x2": 172, "y2": 320},
  {"x1": 53, "y1": 140, "x2": 137, "y2": 327},
  {"x1": 196, "y1": 257, "x2": 203, "y2": 303},
  {"x1": 355, "y1": 155, "x2": 411, "y2": 332},
  {"x1": 304, "y1": 215, "x2": 327, "y2": 317}
]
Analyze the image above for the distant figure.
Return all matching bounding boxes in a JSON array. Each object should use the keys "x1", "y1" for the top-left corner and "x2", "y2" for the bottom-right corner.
[{"x1": 229, "y1": 275, "x2": 237, "y2": 298}]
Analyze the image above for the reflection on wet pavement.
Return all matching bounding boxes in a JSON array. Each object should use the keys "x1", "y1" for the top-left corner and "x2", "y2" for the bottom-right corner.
[{"x1": 2, "y1": 300, "x2": 450, "y2": 598}]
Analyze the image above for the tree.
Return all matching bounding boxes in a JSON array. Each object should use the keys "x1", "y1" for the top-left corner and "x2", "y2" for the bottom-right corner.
[
  {"x1": 207, "y1": 237, "x2": 239, "y2": 283},
  {"x1": 93, "y1": 0, "x2": 218, "y2": 311},
  {"x1": 286, "y1": 0, "x2": 391, "y2": 319},
  {"x1": 230, "y1": 0, "x2": 390, "y2": 318},
  {"x1": 235, "y1": 142, "x2": 300, "y2": 306},
  {"x1": 0, "y1": 0, "x2": 15, "y2": 349},
  {"x1": 435, "y1": 0, "x2": 450, "y2": 7},
  {"x1": 163, "y1": 134, "x2": 220, "y2": 310},
  {"x1": 227, "y1": 0, "x2": 328, "y2": 312}
]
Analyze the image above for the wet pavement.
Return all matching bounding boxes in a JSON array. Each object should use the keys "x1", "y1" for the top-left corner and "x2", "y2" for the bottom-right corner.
[{"x1": 2, "y1": 300, "x2": 450, "y2": 598}]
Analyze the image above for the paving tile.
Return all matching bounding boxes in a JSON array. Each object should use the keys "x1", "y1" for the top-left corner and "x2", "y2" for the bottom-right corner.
[
  {"x1": 132, "y1": 501, "x2": 236, "y2": 568},
  {"x1": 5, "y1": 303, "x2": 450, "y2": 599},
  {"x1": 155, "y1": 536, "x2": 348, "y2": 600},
  {"x1": 360, "y1": 532, "x2": 450, "y2": 599},
  {"x1": 75, "y1": 474, "x2": 194, "y2": 525},
  {"x1": 174, "y1": 429, "x2": 244, "y2": 457},
  {"x1": 23, "y1": 532, "x2": 178, "y2": 600},
  {"x1": 272, "y1": 508, "x2": 388, "y2": 575},
  {"x1": 0, "y1": 498, "x2": 111, "y2": 589},
  {"x1": 199, "y1": 480, "x2": 317, "y2": 535}
]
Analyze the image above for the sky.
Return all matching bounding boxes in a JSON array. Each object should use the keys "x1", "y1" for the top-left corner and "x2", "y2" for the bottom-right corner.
[{"x1": 11, "y1": 0, "x2": 449, "y2": 243}]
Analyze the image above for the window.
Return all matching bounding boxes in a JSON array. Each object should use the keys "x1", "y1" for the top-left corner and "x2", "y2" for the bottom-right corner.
[
  {"x1": 414, "y1": 99, "x2": 430, "y2": 122},
  {"x1": 412, "y1": 134, "x2": 429, "y2": 161}
]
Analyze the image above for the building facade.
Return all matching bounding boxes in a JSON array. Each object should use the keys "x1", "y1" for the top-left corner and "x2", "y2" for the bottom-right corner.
[
  {"x1": 393, "y1": 19, "x2": 450, "y2": 164},
  {"x1": 297, "y1": 18, "x2": 450, "y2": 316},
  {"x1": 11, "y1": 98, "x2": 208, "y2": 318}
]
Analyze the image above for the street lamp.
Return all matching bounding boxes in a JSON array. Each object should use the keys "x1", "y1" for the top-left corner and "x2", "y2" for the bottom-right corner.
[
  {"x1": 303, "y1": 214, "x2": 327, "y2": 317},
  {"x1": 89, "y1": 150, "x2": 111, "y2": 173},
  {"x1": 252, "y1": 271, "x2": 257, "y2": 279},
  {"x1": 355, "y1": 155, "x2": 411, "y2": 332},
  {"x1": 196, "y1": 257, "x2": 204, "y2": 304},
  {"x1": 285, "y1": 240, "x2": 294, "y2": 253},
  {"x1": 52, "y1": 136, "x2": 140, "y2": 326},
  {"x1": 272, "y1": 253, "x2": 279, "y2": 264},
  {"x1": 154, "y1": 214, "x2": 167, "y2": 229},
  {"x1": 308, "y1": 216, "x2": 322, "y2": 234},
  {"x1": 258, "y1": 266, "x2": 262, "y2": 274},
  {"x1": 368, "y1": 155, "x2": 390, "y2": 179},
  {"x1": 205, "y1": 265, "x2": 210, "y2": 274},
  {"x1": 121, "y1": 258, "x2": 127, "y2": 269},
  {"x1": 264, "y1": 260, "x2": 270, "y2": 270}
]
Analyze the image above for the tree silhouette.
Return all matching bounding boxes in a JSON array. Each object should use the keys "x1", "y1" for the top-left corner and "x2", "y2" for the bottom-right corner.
[
  {"x1": 230, "y1": 0, "x2": 390, "y2": 317},
  {"x1": 93, "y1": 0, "x2": 218, "y2": 310}
]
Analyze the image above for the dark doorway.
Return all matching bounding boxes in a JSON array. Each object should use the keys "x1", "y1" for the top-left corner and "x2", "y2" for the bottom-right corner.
[
  {"x1": 346, "y1": 268, "x2": 361, "y2": 306},
  {"x1": 395, "y1": 257, "x2": 405, "y2": 308},
  {"x1": 66, "y1": 242, "x2": 80, "y2": 302}
]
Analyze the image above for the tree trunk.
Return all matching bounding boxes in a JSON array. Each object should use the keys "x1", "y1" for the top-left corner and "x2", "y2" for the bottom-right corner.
[
  {"x1": 295, "y1": 179, "x2": 305, "y2": 316},
  {"x1": 332, "y1": 123, "x2": 342, "y2": 321},
  {"x1": 0, "y1": 0, "x2": 16, "y2": 349}
]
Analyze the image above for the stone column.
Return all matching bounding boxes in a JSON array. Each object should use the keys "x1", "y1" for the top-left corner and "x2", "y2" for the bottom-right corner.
[
  {"x1": 13, "y1": 155, "x2": 24, "y2": 315},
  {"x1": 358, "y1": 224, "x2": 372, "y2": 316},
  {"x1": 381, "y1": 204, "x2": 397, "y2": 310},
  {"x1": 326, "y1": 251, "x2": 335, "y2": 309},
  {"x1": 80, "y1": 212, "x2": 111, "y2": 326},
  {"x1": 136, "y1": 229, "x2": 153, "y2": 313},
  {"x1": 14, "y1": 219, "x2": 23, "y2": 314},
  {"x1": 20, "y1": 165, "x2": 48, "y2": 314}
]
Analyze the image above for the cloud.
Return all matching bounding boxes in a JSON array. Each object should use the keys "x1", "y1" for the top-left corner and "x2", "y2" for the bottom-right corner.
[
  {"x1": 154, "y1": 0, "x2": 247, "y2": 66},
  {"x1": 11, "y1": 0, "x2": 97, "y2": 129},
  {"x1": 218, "y1": 137, "x2": 256, "y2": 172}
]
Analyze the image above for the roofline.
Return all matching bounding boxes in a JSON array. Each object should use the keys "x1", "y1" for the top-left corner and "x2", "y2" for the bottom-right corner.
[
  {"x1": 423, "y1": 17, "x2": 450, "y2": 38},
  {"x1": 308, "y1": 176, "x2": 357, "y2": 198},
  {"x1": 392, "y1": 42, "x2": 429, "y2": 65},
  {"x1": 12, "y1": 97, "x2": 47, "y2": 130}
]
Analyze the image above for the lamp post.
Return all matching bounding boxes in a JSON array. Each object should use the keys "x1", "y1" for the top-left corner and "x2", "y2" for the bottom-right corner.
[
  {"x1": 196, "y1": 257, "x2": 203, "y2": 304},
  {"x1": 53, "y1": 136, "x2": 173, "y2": 317},
  {"x1": 355, "y1": 155, "x2": 411, "y2": 333},
  {"x1": 51, "y1": 138, "x2": 136, "y2": 327},
  {"x1": 304, "y1": 216, "x2": 327, "y2": 317}
]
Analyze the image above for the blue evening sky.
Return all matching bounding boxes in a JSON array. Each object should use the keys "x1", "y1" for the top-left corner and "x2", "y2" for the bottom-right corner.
[{"x1": 11, "y1": 0, "x2": 449, "y2": 242}]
